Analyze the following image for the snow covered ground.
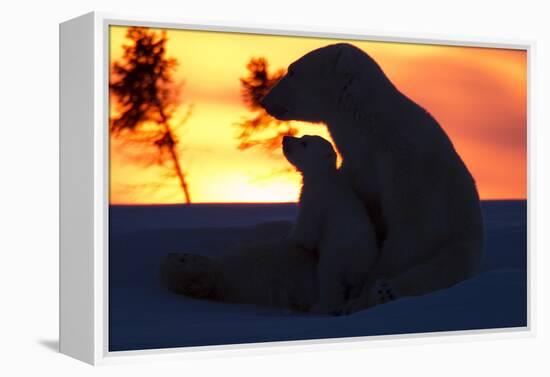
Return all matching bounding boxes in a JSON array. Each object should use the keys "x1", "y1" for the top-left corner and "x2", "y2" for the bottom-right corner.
[{"x1": 108, "y1": 201, "x2": 527, "y2": 352}]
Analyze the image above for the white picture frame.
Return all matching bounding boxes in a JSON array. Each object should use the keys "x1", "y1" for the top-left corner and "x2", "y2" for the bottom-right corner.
[{"x1": 59, "y1": 11, "x2": 534, "y2": 365}]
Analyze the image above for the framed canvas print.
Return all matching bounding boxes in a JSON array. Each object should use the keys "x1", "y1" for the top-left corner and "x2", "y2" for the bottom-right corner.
[{"x1": 59, "y1": 11, "x2": 532, "y2": 365}]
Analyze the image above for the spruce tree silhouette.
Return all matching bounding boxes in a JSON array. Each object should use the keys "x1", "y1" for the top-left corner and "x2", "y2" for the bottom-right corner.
[
  {"x1": 236, "y1": 57, "x2": 298, "y2": 152},
  {"x1": 110, "y1": 27, "x2": 192, "y2": 204}
]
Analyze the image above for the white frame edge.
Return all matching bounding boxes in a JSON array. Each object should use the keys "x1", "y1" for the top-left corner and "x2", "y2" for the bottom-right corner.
[
  {"x1": 59, "y1": 12, "x2": 96, "y2": 365},
  {"x1": 59, "y1": 10, "x2": 535, "y2": 366}
]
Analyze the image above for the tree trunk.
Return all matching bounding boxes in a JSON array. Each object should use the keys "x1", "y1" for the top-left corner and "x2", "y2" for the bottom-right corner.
[
  {"x1": 159, "y1": 118, "x2": 191, "y2": 204},
  {"x1": 168, "y1": 142, "x2": 192, "y2": 204}
]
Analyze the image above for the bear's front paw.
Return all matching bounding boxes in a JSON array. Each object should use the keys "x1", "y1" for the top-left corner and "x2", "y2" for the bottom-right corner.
[
  {"x1": 337, "y1": 280, "x2": 397, "y2": 315},
  {"x1": 160, "y1": 253, "x2": 219, "y2": 299},
  {"x1": 373, "y1": 280, "x2": 396, "y2": 304}
]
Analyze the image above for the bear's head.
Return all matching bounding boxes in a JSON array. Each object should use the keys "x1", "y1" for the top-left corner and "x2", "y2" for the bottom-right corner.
[
  {"x1": 282, "y1": 135, "x2": 337, "y2": 175},
  {"x1": 261, "y1": 43, "x2": 386, "y2": 123}
]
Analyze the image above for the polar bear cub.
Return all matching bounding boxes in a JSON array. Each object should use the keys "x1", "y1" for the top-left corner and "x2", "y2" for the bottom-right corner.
[{"x1": 283, "y1": 135, "x2": 378, "y2": 314}]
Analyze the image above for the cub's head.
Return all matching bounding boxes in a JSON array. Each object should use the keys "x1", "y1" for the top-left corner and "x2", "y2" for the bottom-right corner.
[
  {"x1": 261, "y1": 43, "x2": 384, "y2": 123},
  {"x1": 282, "y1": 135, "x2": 337, "y2": 175}
]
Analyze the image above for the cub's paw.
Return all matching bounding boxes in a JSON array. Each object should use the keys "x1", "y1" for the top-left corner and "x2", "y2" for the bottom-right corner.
[
  {"x1": 335, "y1": 294, "x2": 374, "y2": 316},
  {"x1": 160, "y1": 253, "x2": 220, "y2": 299}
]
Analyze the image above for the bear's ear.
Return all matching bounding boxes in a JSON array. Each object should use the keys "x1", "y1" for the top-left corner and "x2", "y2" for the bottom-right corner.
[{"x1": 332, "y1": 44, "x2": 355, "y2": 80}]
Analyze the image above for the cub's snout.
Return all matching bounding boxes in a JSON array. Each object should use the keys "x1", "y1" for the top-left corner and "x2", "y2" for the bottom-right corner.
[{"x1": 282, "y1": 135, "x2": 297, "y2": 156}]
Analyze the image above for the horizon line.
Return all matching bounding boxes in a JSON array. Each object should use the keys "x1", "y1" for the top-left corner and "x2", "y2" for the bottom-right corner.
[{"x1": 109, "y1": 198, "x2": 528, "y2": 207}]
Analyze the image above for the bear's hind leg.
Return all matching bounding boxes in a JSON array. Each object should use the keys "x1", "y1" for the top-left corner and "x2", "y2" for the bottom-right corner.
[
  {"x1": 339, "y1": 237, "x2": 483, "y2": 315},
  {"x1": 160, "y1": 253, "x2": 221, "y2": 299}
]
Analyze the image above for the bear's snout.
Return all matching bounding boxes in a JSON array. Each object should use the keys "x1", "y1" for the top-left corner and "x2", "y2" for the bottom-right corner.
[{"x1": 261, "y1": 95, "x2": 288, "y2": 119}]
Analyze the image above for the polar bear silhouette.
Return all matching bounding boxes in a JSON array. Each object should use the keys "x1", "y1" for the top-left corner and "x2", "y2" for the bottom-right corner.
[
  {"x1": 283, "y1": 135, "x2": 378, "y2": 314},
  {"x1": 261, "y1": 43, "x2": 484, "y2": 312}
]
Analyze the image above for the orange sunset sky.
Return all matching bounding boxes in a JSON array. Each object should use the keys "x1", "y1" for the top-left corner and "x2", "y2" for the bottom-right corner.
[{"x1": 109, "y1": 25, "x2": 527, "y2": 204}]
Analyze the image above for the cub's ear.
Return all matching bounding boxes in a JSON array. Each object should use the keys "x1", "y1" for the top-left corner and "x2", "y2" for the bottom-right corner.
[{"x1": 324, "y1": 151, "x2": 337, "y2": 162}]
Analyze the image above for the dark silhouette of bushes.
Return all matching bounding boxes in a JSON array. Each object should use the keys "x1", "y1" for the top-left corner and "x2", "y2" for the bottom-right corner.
[{"x1": 236, "y1": 57, "x2": 298, "y2": 152}]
